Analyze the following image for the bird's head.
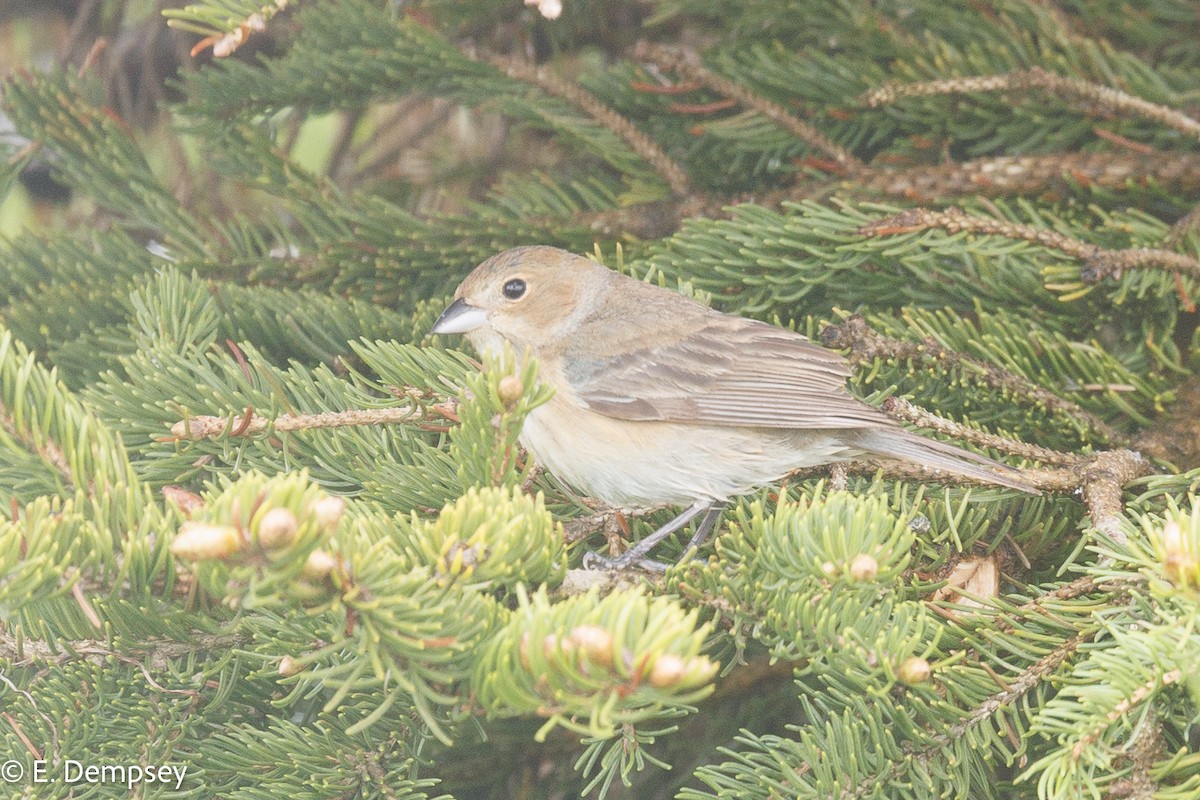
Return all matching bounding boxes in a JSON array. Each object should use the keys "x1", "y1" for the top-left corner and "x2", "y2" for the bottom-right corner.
[{"x1": 432, "y1": 246, "x2": 609, "y2": 355}]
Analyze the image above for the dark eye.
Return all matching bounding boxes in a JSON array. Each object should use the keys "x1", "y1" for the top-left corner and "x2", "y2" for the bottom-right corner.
[{"x1": 503, "y1": 278, "x2": 527, "y2": 300}]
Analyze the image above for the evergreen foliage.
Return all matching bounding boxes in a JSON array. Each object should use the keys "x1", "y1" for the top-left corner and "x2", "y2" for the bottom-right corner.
[{"x1": 2, "y1": 1, "x2": 1199, "y2": 798}]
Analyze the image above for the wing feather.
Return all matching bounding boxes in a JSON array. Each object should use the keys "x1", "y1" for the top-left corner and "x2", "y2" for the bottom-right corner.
[{"x1": 563, "y1": 309, "x2": 894, "y2": 430}]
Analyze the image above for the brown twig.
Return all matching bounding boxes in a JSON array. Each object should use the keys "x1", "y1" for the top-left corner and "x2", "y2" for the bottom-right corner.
[
  {"x1": 69, "y1": 570, "x2": 103, "y2": 630},
  {"x1": 561, "y1": 149, "x2": 1200, "y2": 239},
  {"x1": 636, "y1": 42, "x2": 864, "y2": 172},
  {"x1": 949, "y1": 632, "x2": 1088, "y2": 738},
  {"x1": 1106, "y1": 713, "x2": 1166, "y2": 800},
  {"x1": 0, "y1": 631, "x2": 248, "y2": 671},
  {"x1": 819, "y1": 315, "x2": 1129, "y2": 446},
  {"x1": 1072, "y1": 672, "x2": 1179, "y2": 760},
  {"x1": 1082, "y1": 248, "x2": 1200, "y2": 283},
  {"x1": 852, "y1": 151, "x2": 1200, "y2": 203},
  {"x1": 169, "y1": 405, "x2": 428, "y2": 441},
  {"x1": 2, "y1": 712, "x2": 41, "y2": 759},
  {"x1": 669, "y1": 98, "x2": 738, "y2": 114},
  {"x1": 563, "y1": 507, "x2": 642, "y2": 549},
  {"x1": 483, "y1": 53, "x2": 692, "y2": 197},
  {"x1": 862, "y1": 67, "x2": 1200, "y2": 142},
  {"x1": 59, "y1": 0, "x2": 102, "y2": 67},
  {"x1": 1092, "y1": 127, "x2": 1156, "y2": 154},
  {"x1": 987, "y1": 575, "x2": 1113, "y2": 636},
  {"x1": 859, "y1": 206, "x2": 1200, "y2": 284},
  {"x1": 881, "y1": 396, "x2": 1077, "y2": 465},
  {"x1": 1077, "y1": 450, "x2": 1148, "y2": 546}
]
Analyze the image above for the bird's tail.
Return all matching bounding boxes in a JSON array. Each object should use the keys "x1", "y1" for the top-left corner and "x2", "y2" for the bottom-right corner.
[{"x1": 850, "y1": 428, "x2": 1040, "y2": 494}]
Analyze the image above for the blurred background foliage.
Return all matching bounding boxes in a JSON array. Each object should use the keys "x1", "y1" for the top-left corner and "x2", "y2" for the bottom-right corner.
[{"x1": 2, "y1": 1, "x2": 1200, "y2": 799}]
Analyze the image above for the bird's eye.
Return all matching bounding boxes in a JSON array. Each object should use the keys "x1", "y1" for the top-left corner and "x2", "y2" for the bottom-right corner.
[{"x1": 503, "y1": 278, "x2": 527, "y2": 300}]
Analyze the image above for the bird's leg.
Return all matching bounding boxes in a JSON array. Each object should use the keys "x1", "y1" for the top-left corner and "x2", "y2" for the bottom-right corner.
[
  {"x1": 584, "y1": 499, "x2": 720, "y2": 570},
  {"x1": 682, "y1": 502, "x2": 726, "y2": 552}
]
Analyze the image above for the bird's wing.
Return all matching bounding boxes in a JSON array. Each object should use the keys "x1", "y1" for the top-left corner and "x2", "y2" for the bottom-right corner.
[{"x1": 561, "y1": 312, "x2": 895, "y2": 430}]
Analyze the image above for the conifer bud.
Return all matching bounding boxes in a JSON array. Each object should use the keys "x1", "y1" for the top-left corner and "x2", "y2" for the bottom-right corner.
[
  {"x1": 898, "y1": 656, "x2": 932, "y2": 685},
  {"x1": 301, "y1": 549, "x2": 337, "y2": 582},
  {"x1": 849, "y1": 553, "x2": 879, "y2": 582},
  {"x1": 278, "y1": 655, "x2": 302, "y2": 677},
  {"x1": 1161, "y1": 519, "x2": 1197, "y2": 587},
  {"x1": 172, "y1": 522, "x2": 243, "y2": 562},
  {"x1": 257, "y1": 507, "x2": 298, "y2": 550},
  {"x1": 498, "y1": 375, "x2": 523, "y2": 408},
  {"x1": 569, "y1": 625, "x2": 614, "y2": 667},
  {"x1": 1162, "y1": 519, "x2": 1183, "y2": 552},
  {"x1": 649, "y1": 654, "x2": 686, "y2": 687},
  {"x1": 309, "y1": 496, "x2": 346, "y2": 531}
]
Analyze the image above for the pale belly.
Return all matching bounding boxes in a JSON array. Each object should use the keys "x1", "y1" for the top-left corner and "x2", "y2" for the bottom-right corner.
[{"x1": 519, "y1": 394, "x2": 854, "y2": 506}]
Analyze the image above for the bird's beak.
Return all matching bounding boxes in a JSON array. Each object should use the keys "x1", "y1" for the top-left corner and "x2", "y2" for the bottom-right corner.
[{"x1": 431, "y1": 298, "x2": 488, "y2": 334}]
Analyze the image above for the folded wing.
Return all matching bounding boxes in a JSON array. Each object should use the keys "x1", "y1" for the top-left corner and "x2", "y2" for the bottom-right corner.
[{"x1": 563, "y1": 312, "x2": 896, "y2": 430}]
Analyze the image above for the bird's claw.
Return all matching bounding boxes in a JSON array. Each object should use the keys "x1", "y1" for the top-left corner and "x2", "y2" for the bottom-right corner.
[{"x1": 583, "y1": 549, "x2": 668, "y2": 573}]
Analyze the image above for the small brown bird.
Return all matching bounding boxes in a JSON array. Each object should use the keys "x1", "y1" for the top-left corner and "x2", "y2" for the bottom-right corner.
[{"x1": 433, "y1": 246, "x2": 1036, "y2": 569}]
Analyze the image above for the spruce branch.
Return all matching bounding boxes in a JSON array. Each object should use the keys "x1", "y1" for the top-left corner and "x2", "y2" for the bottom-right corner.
[
  {"x1": 1071, "y1": 671, "x2": 1180, "y2": 760},
  {"x1": 8, "y1": 3, "x2": 1200, "y2": 798},
  {"x1": 1077, "y1": 451, "x2": 1149, "y2": 546},
  {"x1": 634, "y1": 42, "x2": 864, "y2": 172},
  {"x1": 860, "y1": 206, "x2": 1200, "y2": 284},
  {"x1": 1, "y1": 70, "x2": 210, "y2": 257},
  {"x1": 1105, "y1": 712, "x2": 1166, "y2": 800},
  {"x1": 482, "y1": 53, "x2": 692, "y2": 197},
  {"x1": 985, "y1": 575, "x2": 1114, "y2": 637},
  {"x1": 169, "y1": 404, "x2": 436, "y2": 441},
  {"x1": 839, "y1": 631, "x2": 1093, "y2": 800},
  {"x1": 554, "y1": 150, "x2": 1200, "y2": 237},
  {"x1": 853, "y1": 151, "x2": 1200, "y2": 202},
  {"x1": 0, "y1": 632, "x2": 248, "y2": 669},
  {"x1": 473, "y1": 586, "x2": 717, "y2": 740},
  {"x1": 164, "y1": 0, "x2": 282, "y2": 58},
  {"x1": 861, "y1": 67, "x2": 1200, "y2": 142},
  {"x1": 819, "y1": 315, "x2": 1128, "y2": 446}
]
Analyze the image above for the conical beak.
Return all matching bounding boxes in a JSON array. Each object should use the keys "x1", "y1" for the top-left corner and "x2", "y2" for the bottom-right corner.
[{"x1": 431, "y1": 297, "x2": 488, "y2": 334}]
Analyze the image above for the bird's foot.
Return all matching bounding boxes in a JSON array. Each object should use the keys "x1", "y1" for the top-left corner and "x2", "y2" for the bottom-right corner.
[{"x1": 582, "y1": 549, "x2": 669, "y2": 573}]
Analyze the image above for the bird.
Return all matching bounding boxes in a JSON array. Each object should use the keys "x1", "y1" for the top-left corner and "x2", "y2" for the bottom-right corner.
[{"x1": 432, "y1": 246, "x2": 1038, "y2": 570}]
